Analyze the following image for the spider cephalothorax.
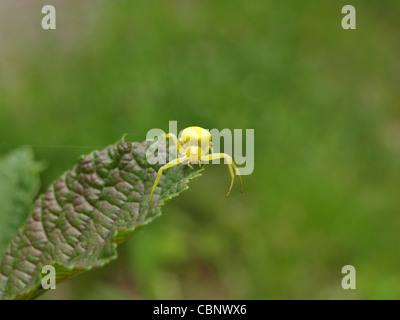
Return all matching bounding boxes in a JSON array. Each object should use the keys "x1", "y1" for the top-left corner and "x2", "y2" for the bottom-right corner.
[{"x1": 149, "y1": 126, "x2": 243, "y2": 203}]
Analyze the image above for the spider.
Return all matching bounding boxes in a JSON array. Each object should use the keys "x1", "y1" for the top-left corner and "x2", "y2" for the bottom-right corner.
[{"x1": 149, "y1": 126, "x2": 243, "y2": 204}]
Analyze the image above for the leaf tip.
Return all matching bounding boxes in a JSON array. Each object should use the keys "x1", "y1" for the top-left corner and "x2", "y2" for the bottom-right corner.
[{"x1": 121, "y1": 133, "x2": 128, "y2": 142}]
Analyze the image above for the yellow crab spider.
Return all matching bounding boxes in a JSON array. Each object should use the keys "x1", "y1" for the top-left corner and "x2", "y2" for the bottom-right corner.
[{"x1": 149, "y1": 126, "x2": 243, "y2": 204}]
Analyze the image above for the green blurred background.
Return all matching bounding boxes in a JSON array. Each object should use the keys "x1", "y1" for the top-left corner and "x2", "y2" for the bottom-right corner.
[{"x1": 1, "y1": 0, "x2": 400, "y2": 299}]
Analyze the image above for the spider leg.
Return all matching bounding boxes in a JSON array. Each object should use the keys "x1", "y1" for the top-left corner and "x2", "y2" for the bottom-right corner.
[
  {"x1": 165, "y1": 133, "x2": 186, "y2": 159},
  {"x1": 200, "y1": 153, "x2": 243, "y2": 197},
  {"x1": 188, "y1": 163, "x2": 195, "y2": 170},
  {"x1": 150, "y1": 156, "x2": 189, "y2": 204},
  {"x1": 229, "y1": 159, "x2": 243, "y2": 193}
]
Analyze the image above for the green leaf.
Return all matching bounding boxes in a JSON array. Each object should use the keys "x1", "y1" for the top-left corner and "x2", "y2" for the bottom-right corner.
[
  {"x1": 0, "y1": 148, "x2": 43, "y2": 263},
  {"x1": 0, "y1": 139, "x2": 202, "y2": 300}
]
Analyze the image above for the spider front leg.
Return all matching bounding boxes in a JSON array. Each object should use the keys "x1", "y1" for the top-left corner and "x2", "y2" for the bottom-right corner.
[
  {"x1": 200, "y1": 153, "x2": 244, "y2": 197},
  {"x1": 165, "y1": 133, "x2": 195, "y2": 170},
  {"x1": 164, "y1": 133, "x2": 186, "y2": 160},
  {"x1": 150, "y1": 156, "x2": 189, "y2": 204}
]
